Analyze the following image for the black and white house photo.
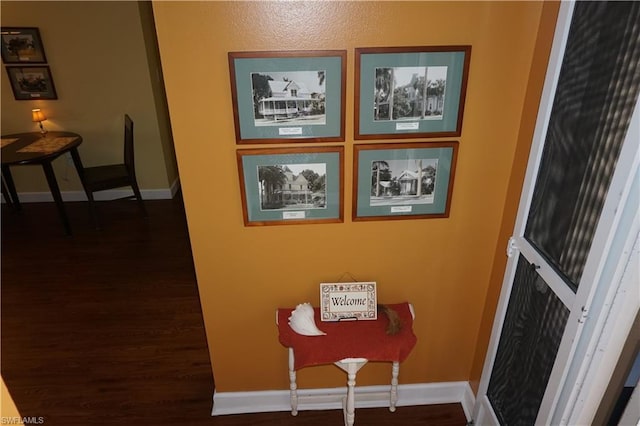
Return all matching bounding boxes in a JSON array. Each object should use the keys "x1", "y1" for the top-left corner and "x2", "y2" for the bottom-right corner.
[
  {"x1": 257, "y1": 163, "x2": 327, "y2": 210},
  {"x1": 373, "y1": 66, "x2": 447, "y2": 121},
  {"x1": 369, "y1": 158, "x2": 438, "y2": 206},
  {"x1": 251, "y1": 70, "x2": 326, "y2": 126}
]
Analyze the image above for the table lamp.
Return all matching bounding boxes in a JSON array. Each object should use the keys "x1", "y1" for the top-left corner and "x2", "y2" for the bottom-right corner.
[{"x1": 32, "y1": 109, "x2": 47, "y2": 136}]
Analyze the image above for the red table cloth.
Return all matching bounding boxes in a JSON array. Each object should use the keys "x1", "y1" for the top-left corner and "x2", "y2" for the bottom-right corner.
[{"x1": 277, "y1": 302, "x2": 417, "y2": 370}]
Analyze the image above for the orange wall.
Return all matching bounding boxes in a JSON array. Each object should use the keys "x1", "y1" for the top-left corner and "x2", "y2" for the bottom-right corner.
[
  {"x1": 152, "y1": 1, "x2": 552, "y2": 392},
  {"x1": 1, "y1": 376, "x2": 22, "y2": 420}
]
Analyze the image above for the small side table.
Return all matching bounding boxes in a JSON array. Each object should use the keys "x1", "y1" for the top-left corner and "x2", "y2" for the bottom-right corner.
[{"x1": 276, "y1": 302, "x2": 416, "y2": 426}]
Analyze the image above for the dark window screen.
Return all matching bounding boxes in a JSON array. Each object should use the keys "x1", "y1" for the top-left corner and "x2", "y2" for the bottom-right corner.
[
  {"x1": 488, "y1": 255, "x2": 570, "y2": 425},
  {"x1": 524, "y1": 2, "x2": 640, "y2": 291}
]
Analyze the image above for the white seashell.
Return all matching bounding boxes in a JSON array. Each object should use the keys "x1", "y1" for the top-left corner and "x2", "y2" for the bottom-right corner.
[{"x1": 288, "y1": 303, "x2": 326, "y2": 336}]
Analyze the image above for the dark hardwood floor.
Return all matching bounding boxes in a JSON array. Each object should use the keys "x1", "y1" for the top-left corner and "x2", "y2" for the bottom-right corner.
[{"x1": 1, "y1": 196, "x2": 467, "y2": 425}]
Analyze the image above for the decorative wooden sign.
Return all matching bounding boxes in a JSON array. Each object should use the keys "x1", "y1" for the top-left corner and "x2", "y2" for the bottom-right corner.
[{"x1": 320, "y1": 282, "x2": 377, "y2": 321}]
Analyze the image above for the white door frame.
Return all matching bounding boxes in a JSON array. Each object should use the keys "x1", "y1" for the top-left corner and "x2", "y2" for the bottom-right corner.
[
  {"x1": 473, "y1": 4, "x2": 575, "y2": 422},
  {"x1": 473, "y1": 1, "x2": 640, "y2": 424},
  {"x1": 552, "y1": 109, "x2": 640, "y2": 426}
]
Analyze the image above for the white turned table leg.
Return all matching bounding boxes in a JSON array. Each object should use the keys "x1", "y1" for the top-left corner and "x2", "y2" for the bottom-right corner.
[
  {"x1": 345, "y1": 368, "x2": 357, "y2": 426},
  {"x1": 335, "y1": 358, "x2": 367, "y2": 426},
  {"x1": 288, "y1": 348, "x2": 298, "y2": 416},
  {"x1": 390, "y1": 361, "x2": 399, "y2": 412}
]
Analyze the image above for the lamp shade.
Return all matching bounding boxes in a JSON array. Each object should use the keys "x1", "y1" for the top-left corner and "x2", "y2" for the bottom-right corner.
[{"x1": 32, "y1": 109, "x2": 46, "y2": 122}]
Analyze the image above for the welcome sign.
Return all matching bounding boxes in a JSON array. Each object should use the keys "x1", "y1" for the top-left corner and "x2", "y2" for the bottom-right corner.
[{"x1": 320, "y1": 282, "x2": 377, "y2": 321}]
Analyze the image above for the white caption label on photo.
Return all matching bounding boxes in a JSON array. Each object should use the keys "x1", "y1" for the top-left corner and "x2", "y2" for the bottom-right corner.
[
  {"x1": 279, "y1": 127, "x2": 303, "y2": 135},
  {"x1": 391, "y1": 206, "x2": 412, "y2": 213},
  {"x1": 395, "y1": 122, "x2": 419, "y2": 131},
  {"x1": 283, "y1": 211, "x2": 306, "y2": 219}
]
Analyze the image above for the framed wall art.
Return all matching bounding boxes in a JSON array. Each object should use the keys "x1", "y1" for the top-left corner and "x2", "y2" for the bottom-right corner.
[
  {"x1": 355, "y1": 46, "x2": 471, "y2": 139},
  {"x1": 1, "y1": 27, "x2": 47, "y2": 64},
  {"x1": 6, "y1": 65, "x2": 57, "y2": 100},
  {"x1": 229, "y1": 50, "x2": 346, "y2": 144},
  {"x1": 353, "y1": 142, "x2": 458, "y2": 221},
  {"x1": 237, "y1": 146, "x2": 344, "y2": 226}
]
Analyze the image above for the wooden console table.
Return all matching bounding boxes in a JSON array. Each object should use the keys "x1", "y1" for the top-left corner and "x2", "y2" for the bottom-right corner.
[{"x1": 276, "y1": 302, "x2": 416, "y2": 426}]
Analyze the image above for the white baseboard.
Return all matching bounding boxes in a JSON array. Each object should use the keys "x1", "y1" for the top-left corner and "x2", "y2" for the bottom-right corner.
[
  {"x1": 212, "y1": 381, "x2": 475, "y2": 422},
  {"x1": 2, "y1": 178, "x2": 180, "y2": 203},
  {"x1": 474, "y1": 395, "x2": 500, "y2": 426}
]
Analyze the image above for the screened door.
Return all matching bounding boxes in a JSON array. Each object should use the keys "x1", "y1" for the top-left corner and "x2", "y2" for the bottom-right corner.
[{"x1": 474, "y1": 2, "x2": 640, "y2": 425}]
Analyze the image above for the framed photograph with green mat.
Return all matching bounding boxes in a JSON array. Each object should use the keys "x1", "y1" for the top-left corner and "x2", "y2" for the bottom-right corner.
[
  {"x1": 229, "y1": 50, "x2": 346, "y2": 144},
  {"x1": 353, "y1": 141, "x2": 458, "y2": 221},
  {"x1": 237, "y1": 146, "x2": 344, "y2": 226},
  {"x1": 355, "y1": 46, "x2": 471, "y2": 139}
]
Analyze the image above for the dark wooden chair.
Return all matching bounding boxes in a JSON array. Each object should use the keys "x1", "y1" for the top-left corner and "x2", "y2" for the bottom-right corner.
[{"x1": 82, "y1": 114, "x2": 147, "y2": 228}]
